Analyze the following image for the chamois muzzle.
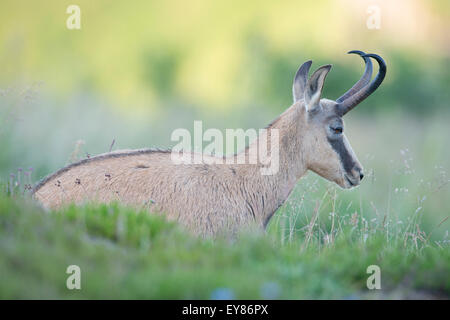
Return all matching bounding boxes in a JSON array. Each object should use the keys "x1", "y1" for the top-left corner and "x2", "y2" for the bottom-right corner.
[{"x1": 336, "y1": 52, "x2": 387, "y2": 116}]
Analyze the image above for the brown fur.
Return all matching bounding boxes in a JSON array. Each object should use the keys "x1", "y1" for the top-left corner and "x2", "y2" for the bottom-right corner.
[{"x1": 33, "y1": 62, "x2": 367, "y2": 237}]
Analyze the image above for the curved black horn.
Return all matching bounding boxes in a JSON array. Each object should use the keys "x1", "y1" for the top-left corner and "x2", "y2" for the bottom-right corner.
[
  {"x1": 337, "y1": 53, "x2": 386, "y2": 116},
  {"x1": 336, "y1": 50, "x2": 373, "y2": 103}
]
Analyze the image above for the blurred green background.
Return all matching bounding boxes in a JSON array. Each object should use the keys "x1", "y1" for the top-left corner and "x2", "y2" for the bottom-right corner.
[
  {"x1": 0, "y1": 0, "x2": 449, "y2": 233},
  {"x1": 0, "y1": 0, "x2": 449, "y2": 299}
]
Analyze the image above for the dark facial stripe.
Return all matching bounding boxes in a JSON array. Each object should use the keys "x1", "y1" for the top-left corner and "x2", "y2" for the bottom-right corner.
[{"x1": 327, "y1": 136, "x2": 355, "y2": 173}]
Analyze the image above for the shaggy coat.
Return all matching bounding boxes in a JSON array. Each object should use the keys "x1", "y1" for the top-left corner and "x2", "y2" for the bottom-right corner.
[
  {"x1": 33, "y1": 105, "x2": 308, "y2": 237},
  {"x1": 33, "y1": 51, "x2": 386, "y2": 237}
]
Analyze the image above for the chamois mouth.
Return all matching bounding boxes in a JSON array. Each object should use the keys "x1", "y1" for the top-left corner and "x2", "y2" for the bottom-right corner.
[{"x1": 344, "y1": 174, "x2": 358, "y2": 188}]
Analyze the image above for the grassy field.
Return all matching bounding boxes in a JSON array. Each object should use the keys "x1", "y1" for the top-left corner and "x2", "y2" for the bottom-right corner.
[
  {"x1": 0, "y1": 194, "x2": 448, "y2": 299},
  {"x1": 0, "y1": 0, "x2": 449, "y2": 300},
  {"x1": 1, "y1": 115, "x2": 449, "y2": 299},
  {"x1": 1, "y1": 110, "x2": 450, "y2": 299},
  {"x1": 1, "y1": 101, "x2": 450, "y2": 299}
]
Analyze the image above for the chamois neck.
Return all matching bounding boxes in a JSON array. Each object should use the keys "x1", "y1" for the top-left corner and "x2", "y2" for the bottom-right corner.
[
  {"x1": 264, "y1": 103, "x2": 308, "y2": 188},
  {"x1": 237, "y1": 104, "x2": 308, "y2": 224}
]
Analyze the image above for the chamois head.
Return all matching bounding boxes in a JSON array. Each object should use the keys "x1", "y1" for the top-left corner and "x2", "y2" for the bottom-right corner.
[{"x1": 292, "y1": 51, "x2": 386, "y2": 189}]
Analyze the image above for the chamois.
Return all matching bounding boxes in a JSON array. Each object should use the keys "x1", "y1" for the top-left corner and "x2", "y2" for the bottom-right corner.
[{"x1": 33, "y1": 51, "x2": 386, "y2": 237}]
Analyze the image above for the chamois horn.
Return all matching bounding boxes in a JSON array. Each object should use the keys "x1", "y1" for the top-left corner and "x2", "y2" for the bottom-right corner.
[{"x1": 337, "y1": 52, "x2": 386, "y2": 115}]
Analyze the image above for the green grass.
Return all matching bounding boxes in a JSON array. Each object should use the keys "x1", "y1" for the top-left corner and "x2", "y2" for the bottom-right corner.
[
  {"x1": 1, "y1": 113, "x2": 450, "y2": 299},
  {"x1": 1, "y1": 96, "x2": 449, "y2": 299},
  {"x1": 0, "y1": 193, "x2": 448, "y2": 299},
  {"x1": 1, "y1": 0, "x2": 449, "y2": 298}
]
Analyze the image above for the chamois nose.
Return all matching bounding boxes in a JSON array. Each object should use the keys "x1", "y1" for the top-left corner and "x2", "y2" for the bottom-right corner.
[{"x1": 359, "y1": 171, "x2": 364, "y2": 181}]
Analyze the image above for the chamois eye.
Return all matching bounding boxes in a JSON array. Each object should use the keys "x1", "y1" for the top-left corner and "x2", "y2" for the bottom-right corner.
[{"x1": 331, "y1": 126, "x2": 343, "y2": 134}]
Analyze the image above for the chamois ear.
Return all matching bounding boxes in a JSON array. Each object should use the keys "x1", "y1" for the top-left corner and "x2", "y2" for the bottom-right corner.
[
  {"x1": 292, "y1": 60, "x2": 312, "y2": 102},
  {"x1": 304, "y1": 65, "x2": 332, "y2": 113}
]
